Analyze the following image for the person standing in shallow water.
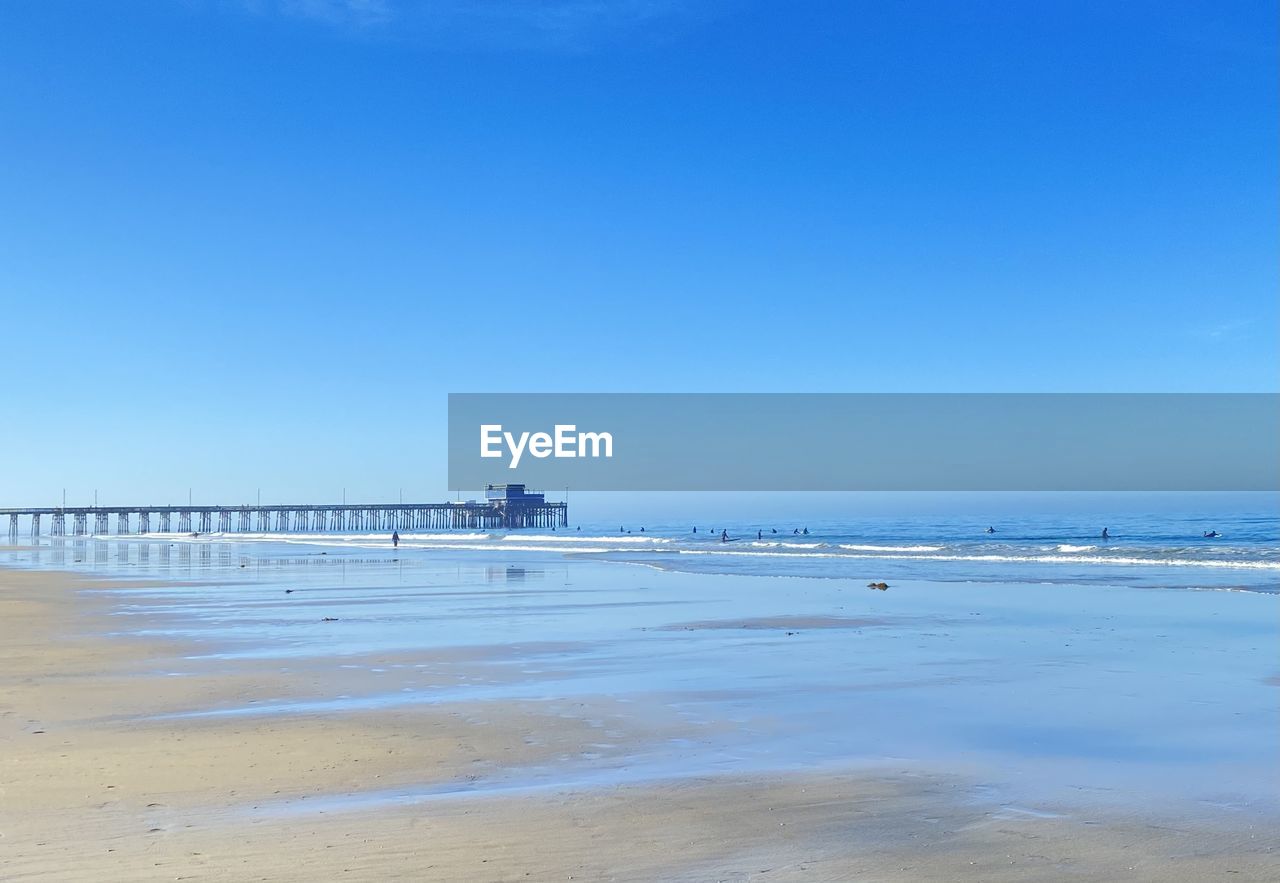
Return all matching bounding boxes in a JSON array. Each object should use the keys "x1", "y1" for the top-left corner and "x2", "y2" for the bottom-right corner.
[{"x1": 392, "y1": 531, "x2": 399, "y2": 548}]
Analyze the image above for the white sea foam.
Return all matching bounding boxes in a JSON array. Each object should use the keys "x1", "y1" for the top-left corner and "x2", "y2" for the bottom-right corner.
[
  {"x1": 86, "y1": 530, "x2": 1280, "y2": 571},
  {"x1": 501, "y1": 534, "x2": 671, "y2": 544},
  {"x1": 137, "y1": 531, "x2": 494, "y2": 543},
  {"x1": 404, "y1": 543, "x2": 616, "y2": 553},
  {"x1": 746, "y1": 541, "x2": 827, "y2": 549},
  {"x1": 838, "y1": 543, "x2": 944, "y2": 553},
  {"x1": 674, "y1": 548, "x2": 1280, "y2": 571}
]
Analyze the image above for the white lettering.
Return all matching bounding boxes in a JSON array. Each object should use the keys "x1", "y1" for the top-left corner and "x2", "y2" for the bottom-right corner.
[
  {"x1": 577, "y1": 430, "x2": 613, "y2": 459},
  {"x1": 481, "y1": 424, "x2": 614, "y2": 468},
  {"x1": 504, "y1": 430, "x2": 530, "y2": 469},
  {"x1": 554, "y1": 424, "x2": 576, "y2": 457},
  {"x1": 480, "y1": 425, "x2": 503, "y2": 458},
  {"x1": 528, "y1": 432, "x2": 553, "y2": 459}
]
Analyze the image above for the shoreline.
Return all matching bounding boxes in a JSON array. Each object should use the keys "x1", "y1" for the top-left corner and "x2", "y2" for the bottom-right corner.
[
  {"x1": 8, "y1": 523, "x2": 1274, "y2": 599},
  {"x1": 2, "y1": 563, "x2": 1277, "y2": 880}
]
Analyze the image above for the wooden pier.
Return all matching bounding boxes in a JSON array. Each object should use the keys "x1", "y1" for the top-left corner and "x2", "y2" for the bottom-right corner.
[{"x1": 2, "y1": 485, "x2": 566, "y2": 537}]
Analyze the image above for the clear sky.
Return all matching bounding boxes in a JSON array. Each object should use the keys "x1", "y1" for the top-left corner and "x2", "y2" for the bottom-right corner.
[{"x1": 0, "y1": 1, "x2": 1275, "y2": 507}]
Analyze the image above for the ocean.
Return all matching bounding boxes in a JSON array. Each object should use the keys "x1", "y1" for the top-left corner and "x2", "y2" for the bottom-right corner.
[{"x1": 11, "y1": 509, "x2": 1272, "y2": 592}]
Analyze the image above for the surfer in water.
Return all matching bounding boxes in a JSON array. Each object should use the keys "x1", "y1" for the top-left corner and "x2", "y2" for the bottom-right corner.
[
  {"x1": 757, "y1": 530, "x2": 763, "y2": 540},
  {"x1": 1101, "y1": 527, "x2": 1110, "y2": 540},
  {"x1": 986, "y1": 526, "x2": 995, "y2": 533},
  {"x1": 392, "y1": 531, "x2": 399, "y2": 548},
  {"x1": 721, "y1": 530, "x2": 729, "y2": 543},
  {"x1": 1203, "y1": 530, "x2": 1220, "y2": 538}
]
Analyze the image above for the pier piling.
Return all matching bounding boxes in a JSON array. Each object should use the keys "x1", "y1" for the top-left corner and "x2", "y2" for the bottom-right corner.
[{"x1": 1, "y1": 487, "x2": 566, "y2": 538}]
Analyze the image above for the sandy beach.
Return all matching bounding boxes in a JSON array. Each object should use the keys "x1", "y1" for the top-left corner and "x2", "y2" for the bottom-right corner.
[{"x1": 2, "y1": 553, "x2": 1277, "y2": 881}]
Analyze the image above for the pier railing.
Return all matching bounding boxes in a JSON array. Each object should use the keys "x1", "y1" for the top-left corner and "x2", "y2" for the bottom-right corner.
[{"x1": 2, "y1": 501, "x2": 568, "y2": 537}]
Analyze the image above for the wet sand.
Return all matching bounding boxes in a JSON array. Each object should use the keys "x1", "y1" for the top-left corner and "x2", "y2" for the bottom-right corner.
[{"x1": 2, "y1": 566, "x2": 1277, "y2": 881}]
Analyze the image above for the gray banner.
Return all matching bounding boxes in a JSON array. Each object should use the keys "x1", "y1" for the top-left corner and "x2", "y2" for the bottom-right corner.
[{"x1": 447, "y1": 393, "x2": 1279, "y2": 491}]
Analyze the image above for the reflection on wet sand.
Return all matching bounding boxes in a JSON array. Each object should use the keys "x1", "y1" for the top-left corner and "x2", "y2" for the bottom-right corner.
[{"x1": 486, "y1": 565, "x2": 543, "y2": 582}]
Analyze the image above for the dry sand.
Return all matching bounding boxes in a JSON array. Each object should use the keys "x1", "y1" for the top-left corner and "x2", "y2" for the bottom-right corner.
[{"x1": 1, "y1": 567, "x2": 1275, "y2": 881}]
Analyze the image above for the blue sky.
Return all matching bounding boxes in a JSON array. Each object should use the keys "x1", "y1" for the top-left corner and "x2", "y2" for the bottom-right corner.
[{"x1": 0, "y1": 1, "x2": 1275, "y2": 507}]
